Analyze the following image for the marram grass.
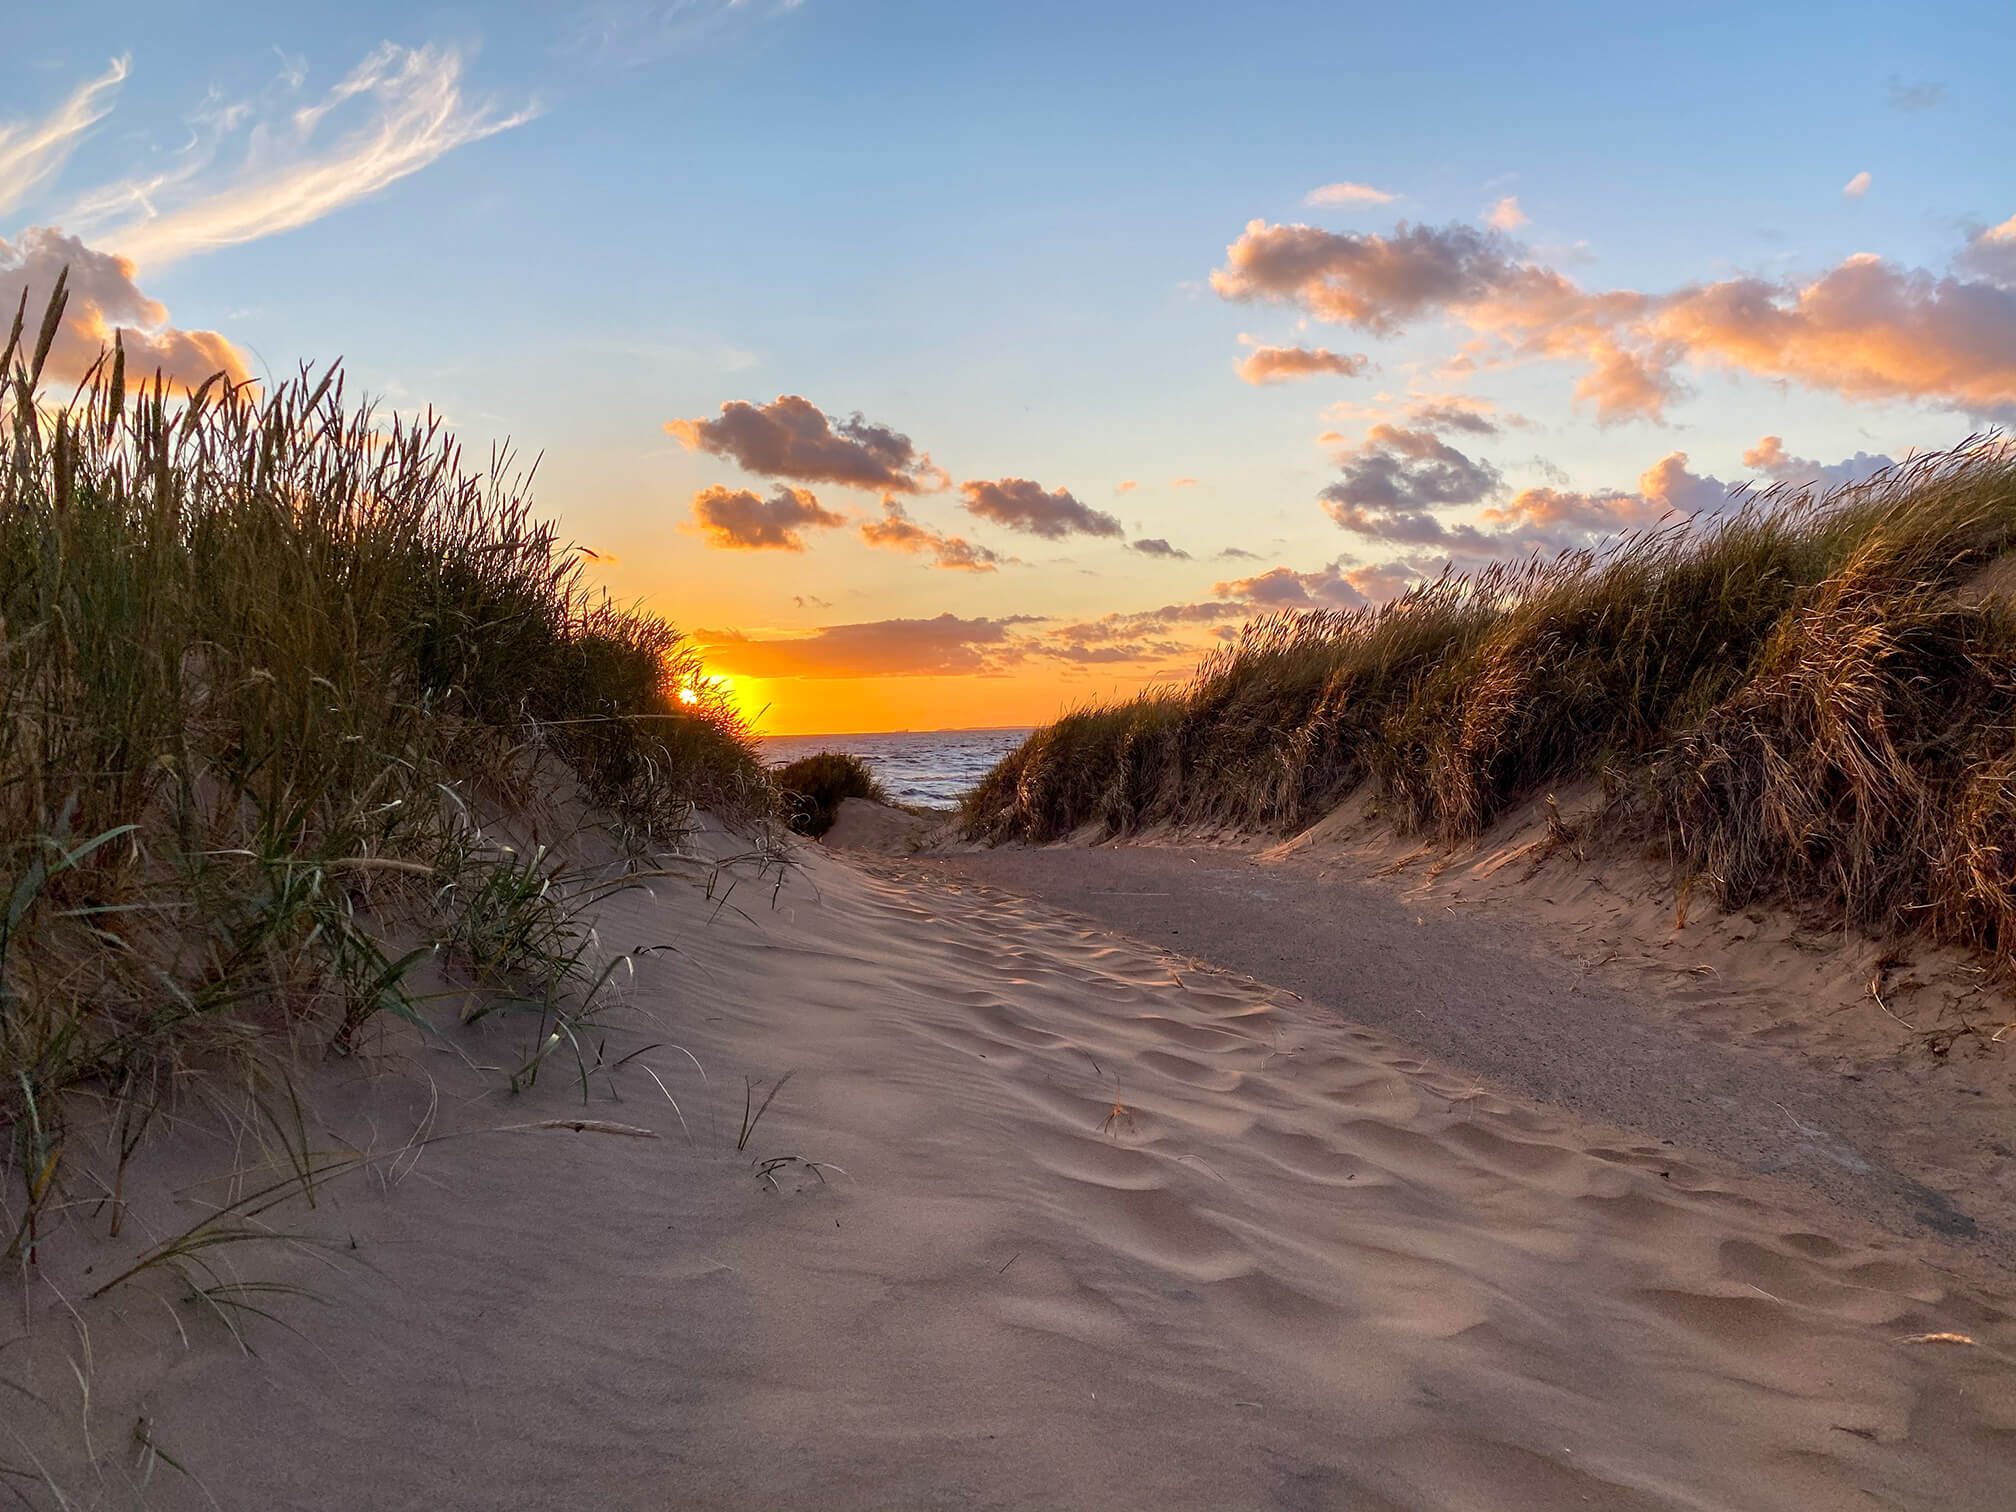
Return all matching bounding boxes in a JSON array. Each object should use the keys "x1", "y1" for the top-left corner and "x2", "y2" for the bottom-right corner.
[
  {"x1": 964, "y1": 440, "x2": 2016, "y2": 971},
  {"x1": 0, "y1": 280, "x2": 769, "y2": 1261}
]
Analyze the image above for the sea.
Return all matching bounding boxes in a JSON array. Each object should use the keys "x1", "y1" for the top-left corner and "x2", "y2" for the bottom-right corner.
[{"x1": 758, "y1": 728, "x2": 1033, "y2": 811}]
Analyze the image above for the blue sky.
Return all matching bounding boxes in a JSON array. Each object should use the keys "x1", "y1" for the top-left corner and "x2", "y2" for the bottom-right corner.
[{"x1": 6, "y1": 1, "x2": 2014, "y2": 729}]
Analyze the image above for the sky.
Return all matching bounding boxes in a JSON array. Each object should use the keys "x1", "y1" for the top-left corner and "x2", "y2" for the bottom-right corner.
[{"x1": 5, "y1": 1, "x2": 2014, "y2": 734}]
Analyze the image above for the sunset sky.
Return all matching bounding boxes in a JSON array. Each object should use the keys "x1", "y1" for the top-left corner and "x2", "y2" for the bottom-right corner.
[{"x1": 6, "y1": 1, "x2": 2014, "y2": 733}]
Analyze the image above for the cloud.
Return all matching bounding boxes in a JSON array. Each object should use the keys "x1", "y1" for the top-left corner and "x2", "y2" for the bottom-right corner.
[
  {"x1": 1215, "y1": 545, "x2": 1261, "y2": 560},
  {"x1": 1319, "y1": 424, "x2": 1503, "y2": 537},
  {"x1": 1234, "y1": 340, "x2": 1370, "y2": 385},
  {"x1": 696, "y1": 613, "x2": 1029, "y2": 679},
  {"x1": 558, "y1": 1, "x2": 805, "y2": 68},
  {"x1": 0, "y1": 227, "x2": 248, "y2": 390},
  {"x1": 1115, "y1": 479, "x2": 1139, "y2": 494},
  {"x1": 1648, "y1": 256, "x2": 2016, "y2": 416},
  {"x1": 1741, "y1": 435, "x2": 1895, "y2": 491},
  {"x1": 1486, "y1": 196, "x2": 1528, "y2": 230},
  {"x1": 1045, "y1": 600, "x2": 1250, "y2": 662},
  {"x1": 959, "y1": 477, "x2": 1123, "y2": 539},
  {"x1": 686, "y1": 483, "x2": 842, "y2": 551},
  {"x1": 1843, "y1": 170, "x2": 1872, "y2": 200},
  {"x1": 1955, "y1": 214, "x2": 2016, "y2": 287},
  {"x1": 1216, "y1": 215, "x2": 2016, "y2": 420},
  {"x1": 1212, "y1": 218, "x2": 1518, "y2": 334},
  {"x1": 1171, "y1": 476, "x2": 1198, "y2": 488},
  {"x1": 792, "y1": 593, "x2": 832, "y2": 610},
  {"x1": 0, "y1": 57, "x2": 128, "y2": 217},
  {"x1": 78, "y1": 45, "x2": 537, "y2": 268},
  {"x1": 1130, "y1": 537, "x2": 1191, "y2": 560},
  {"x1": 1326, "y1": 392, "x2": 1510, "y2": 437},
  {"x1": 859, "y1": 500, "x2": 1003, "y2": 571},
  {"x1": 1304, "y1": 181, "x2": 1397, "y2": 208},
  {"x1": 1887, "y1": 77, "x2": 1944, "y2": 112},
  {"x1": 1214, "y1": 562, "x2": 1372, "y2": 609},
  {"x1": 670, "y1": 394, "x2": 942, "y2": 493}
]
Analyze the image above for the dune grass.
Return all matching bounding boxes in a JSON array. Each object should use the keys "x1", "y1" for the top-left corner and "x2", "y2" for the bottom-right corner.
[
  {"x1": 0, "y1": 280, "x2": 769, "y2": 1263},
  {"x1": 964, "y1": 440, "x2": 2016, "y2": 970},
  {"x1": 775, "y1": 751, "x2": 887, "y2": 837}
]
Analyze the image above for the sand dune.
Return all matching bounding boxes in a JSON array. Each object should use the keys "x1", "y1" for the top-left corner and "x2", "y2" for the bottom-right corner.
[{"x1": 11, "y1": 825, "x2": 2016, "y2": 1509}]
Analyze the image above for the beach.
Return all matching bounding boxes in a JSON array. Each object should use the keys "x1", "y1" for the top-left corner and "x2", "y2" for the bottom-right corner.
[{"x1": 15, "y1": 820, "x2": 2016, "y2": 1510}]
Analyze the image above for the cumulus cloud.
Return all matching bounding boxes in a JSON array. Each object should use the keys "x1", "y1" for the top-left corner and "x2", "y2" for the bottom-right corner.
[
  {"x1": 1213, "y1": 562, "x2": 1372, "y2": 609},
  {"x1": 959, "y1": 477, "x2": 1123, "y2": 539},
  {"x1": 0, "y1": 227, "x2": 248, "y2": 390},
  {"x1": 1486, "y1": 196, "x2": 1528, "y2": 230},
  {"x1": 1215, "y1": 215, "x2": 2016, "y2": 420},
  {"x1": 1955, "y1": 214, "x2": 2016, "y2": 287},
  {"x1": 1741, "y1": 435, "x2": 1896, "y2": 491},
  {"x1": 1843, "y1": 170, "x2": 1872, "y2": 200},
  {"x1": 1212, "y1": 218, "x2": 1517, "y2": 334},
  {"x1": 859, "y1": 501, "x2": 1003, "y2": 571},
  {"x1": 1305, "y1": 181, "x2": 1396, "y2": 207},
  {"x1": 696, "y1": 613, "x2": 1031, "y2": 679},
  {"x1": 1234, "y1": 340, "x2": 1370, "y2": 385},
  {"x1": 1319, "y1": 424, "x2": 1503, "y2": 537},
  {"x1": 1886, "y1": 76, "x2": 1945, "y2": 112},
  {"x1": 670, "y1": 394, "x2": 942, "y2": 494},
  {"x1": 686, "y1": 483, "x2": 842, "y2": 551},
  {"x1": 77, "y1": 45, "x2": 537, "y2": 267},
  {"x1": 1129, "y1": 537, "x2": 1191, "y2": 560},
  {"x1": 0, "y1": 57, "x2": 127, "y2": 217}
]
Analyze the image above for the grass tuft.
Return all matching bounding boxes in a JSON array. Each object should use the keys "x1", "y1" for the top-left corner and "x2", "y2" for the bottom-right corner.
[
  {"x1": 0, "y1": 279, "x2": 772, "y2": 1260},
  {"x1": 964, "y1": 441, "x2": 2016, "y2": 973},
  {"x1": 775, "y1": 752, "x2": 886, "y2": 837}
]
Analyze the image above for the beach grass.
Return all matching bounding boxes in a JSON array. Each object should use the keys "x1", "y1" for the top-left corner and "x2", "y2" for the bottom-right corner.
[
  {"x1": 964, "y1": 440, "x2": 2016, "y2": 970},
  {"x1": 775, "y1": 751, "x2": 887, "y2": 837},
  {"x1": 0, "y1": 280, "x2": 769, "y2": 1263}
]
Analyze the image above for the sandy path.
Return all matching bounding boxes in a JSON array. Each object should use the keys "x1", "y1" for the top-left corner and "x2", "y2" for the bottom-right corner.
[
  {"x1": 14, "y1": 833, "x2": 2016, "y2": 1509},
  {"x1": 920, "y1": 844, "x2": 2012, "y2": 1270}
]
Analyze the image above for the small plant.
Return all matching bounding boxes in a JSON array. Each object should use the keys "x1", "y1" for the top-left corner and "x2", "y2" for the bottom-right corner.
[
  {"x1": 775, "y1": 752, "x2": 886, "y2": 837},
  {"x1": 736, "y1": 1072, "x2": 794, "y2": 1151}
]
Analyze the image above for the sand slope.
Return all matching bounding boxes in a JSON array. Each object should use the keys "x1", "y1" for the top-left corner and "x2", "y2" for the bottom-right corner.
[{"x1": 11, "y1": 829, "x2": 2016, "y2": 1509}]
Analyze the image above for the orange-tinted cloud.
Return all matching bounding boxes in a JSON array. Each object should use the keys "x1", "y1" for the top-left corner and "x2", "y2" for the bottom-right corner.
[
  {"x1": 1212, "y1": 218, "x2": 1516, "y2": 334},
  {"x1": 686, "y1": 482, "x2": 842, "y2": 551},
  {"x1": 959, "y1": 477, "x2": 1123, "y2": 539},
  {"x1": 1213, "y1": 562, "x2": 1369, "y2": 609},
  {"x1": 1235, "y1": 342, "x2": 1370, "y2": 385},
  {"x1": 1740, "y1": 435, "x2": 1895, "y2": 490},
  {"x1": 859, "y1": 500, "x2": 1003, "y2": 571},
  {"x1": 696, "y1": 614, "x2": 1033, "y2": 679},
  {"x1": 670, "y1": 394, "x2": 943, "y2": 493},
  {"x1": 0, "y1": 227, "x2": 248, "y2": 391},
  {"x1": 1842, "y1": 171, "x2": 1872, "y2": 200},
  {"x1": 1649, "y1": 258, "x2": 2016, "y2": 414},
  {"x1": 1216, "y1": 217, "x2": 2016, "y2": 420},
  {"x1": 1486, "y1": 196, "x2": 1527, "y2": 230},
  {"x1": 1115, "y1": 479, "x2": 1139, "y2": 494}
]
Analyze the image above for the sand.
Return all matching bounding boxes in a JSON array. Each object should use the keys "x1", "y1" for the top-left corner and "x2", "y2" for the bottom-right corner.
[{"x1": 10, "y1": 818, "x2": 2016, "y2": 1509}]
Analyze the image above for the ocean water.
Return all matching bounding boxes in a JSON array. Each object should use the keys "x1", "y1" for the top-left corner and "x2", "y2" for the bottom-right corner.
[{"x1": 759, "y1": 727, "x2": 1033, "y2": 811}]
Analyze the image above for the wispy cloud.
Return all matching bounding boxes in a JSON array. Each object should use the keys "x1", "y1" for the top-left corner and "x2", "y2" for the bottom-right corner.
[
  {"x1": 1842, "y1": 170, "x2": 1872, "y2": 200},
  {"x1": 0, "y1": 56, "x2": 128, "y2": 217},
  {"x1": 1886, "y1": 76, "x2": 1945, "y2": 112},
  {"x1": 1486, "y1": 195, "x2": 1527, "y2": 230},
  {"x1": 558, "y1": 0, "x2": 808, "y2": 69},
  {"x1": 76, "y1": 44, "x2": 538, "y2": 267}
]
